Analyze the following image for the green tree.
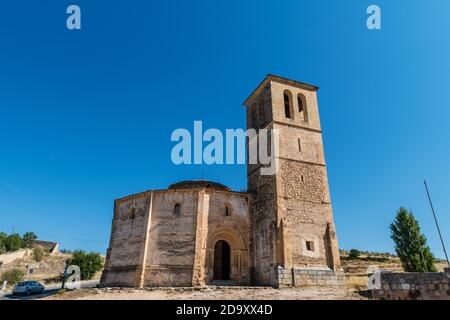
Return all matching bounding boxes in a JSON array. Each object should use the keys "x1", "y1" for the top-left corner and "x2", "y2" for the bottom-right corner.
[
  {"x1": 0, "y1": 232, "x2": 7, "y2": 254},
  {"x1": 348, "y1": 249, "x2": 360, "y2": 260},
  {"x1": 1, "y1": 269, "x2": 25, "y2": 285},
  {"x1": 5, "y1": 233, "x2": 22, "y2": 252},
  {"x1": 390, "y1": 207, "x2": 437, "y2": 272},
  {"x1": 21, "y1": 232, "x2": 37, "y2": 248},
  {"x1": 66, "y1": 250, "x2": 103, "y2": 280}
]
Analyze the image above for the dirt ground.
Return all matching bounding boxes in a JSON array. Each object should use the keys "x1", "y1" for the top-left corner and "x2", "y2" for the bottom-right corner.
[{"x1": 46, "y1": 286, "x2": 366, "y2": 300}]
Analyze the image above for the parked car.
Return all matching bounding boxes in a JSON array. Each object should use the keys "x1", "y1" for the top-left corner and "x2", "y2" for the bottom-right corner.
[{"x1": 12, "y1": 281, "x2": 45, "y2": 295}]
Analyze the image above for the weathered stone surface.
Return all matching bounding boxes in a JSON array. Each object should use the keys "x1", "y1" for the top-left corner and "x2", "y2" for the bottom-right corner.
[
  {"x1": 371, "y1": 272, "x2": 450, "y2": 300},
  {"x1": 101, "y1": 75, "x2": 343, "y2": 289},
  {"x1": 245, "y1": 75, "x2": 342, "y2": 287},
  {"x1": 101, "y1": 187, "x2": 250, "y2": 288}
]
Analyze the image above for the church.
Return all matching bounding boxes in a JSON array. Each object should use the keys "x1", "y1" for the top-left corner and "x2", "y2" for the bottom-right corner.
[{"x1": 100, "y1": 75, "x2": 345, "y2": 288}]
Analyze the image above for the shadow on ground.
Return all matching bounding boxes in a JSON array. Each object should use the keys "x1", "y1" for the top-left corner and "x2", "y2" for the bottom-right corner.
[{"x1": 2, "y1": 288, "x2": 59, "y2": 300}]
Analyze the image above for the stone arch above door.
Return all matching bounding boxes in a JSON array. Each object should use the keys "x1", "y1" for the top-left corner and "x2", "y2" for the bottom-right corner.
[
  {"x1": 205, "y1": 228, "x2": 247, "y2": 251},
  {"x1": 205, "y1": 228, "x2": 249, "y2": 284}
]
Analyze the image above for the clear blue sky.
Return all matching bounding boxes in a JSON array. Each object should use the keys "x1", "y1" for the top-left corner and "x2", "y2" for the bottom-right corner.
[{"x1": 0, "y1": 1, "x2": 449, "y2": 258}]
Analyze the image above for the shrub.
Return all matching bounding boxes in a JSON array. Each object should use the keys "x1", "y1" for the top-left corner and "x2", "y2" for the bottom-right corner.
[
  {"x1": 32, "y1": 247, "x2": 46, "y2": 262},
  {"x1": 1, "y1": 269, "x2": 25, "y2": 285},
  {"x1": 66, "y1": 250, "x2": 103, "y2": 280},
  {"x1": 348, "y1": 249, "x2": 360, "y2": 260}
]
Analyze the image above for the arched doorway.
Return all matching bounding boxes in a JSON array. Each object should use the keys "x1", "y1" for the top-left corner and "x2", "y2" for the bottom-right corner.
[{"x1": 213, "y1": 240, "x2": 231, "y2": 280}]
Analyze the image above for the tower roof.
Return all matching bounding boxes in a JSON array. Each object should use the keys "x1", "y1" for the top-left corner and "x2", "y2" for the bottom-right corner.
[
  {"x1": 243, "y1": 74, "x2": 319, "y2": 106},
  {"x1": 168, "y1": 180, "x2": 231, "y2": 192}
]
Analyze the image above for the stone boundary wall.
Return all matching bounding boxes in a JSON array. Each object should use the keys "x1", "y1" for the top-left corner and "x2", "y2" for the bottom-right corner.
[
  {"x1": 276, "y1": 266, "x2": 346, "y2": 288},
  {"x1": 371, "y1": 269, "x2": 450, "y2": 300}
]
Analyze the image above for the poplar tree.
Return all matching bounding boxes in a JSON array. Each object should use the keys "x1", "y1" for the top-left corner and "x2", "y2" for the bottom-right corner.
[{"x1": 390, "y1": 207, "x2": 437, "y2": 272}]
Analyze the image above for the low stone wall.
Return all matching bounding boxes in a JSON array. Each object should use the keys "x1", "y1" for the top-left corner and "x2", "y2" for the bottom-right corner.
[
  {"x1": 276, "y1": 266, "x2": 346, "y2": 288},
  {"x1": 371, "y1": 269, "x2": 450, "y2": 300}
]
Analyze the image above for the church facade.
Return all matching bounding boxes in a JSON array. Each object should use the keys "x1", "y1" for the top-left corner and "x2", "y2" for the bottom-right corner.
[{"x1": 100, "y1": 75, "x2": 345, "y2": 288}]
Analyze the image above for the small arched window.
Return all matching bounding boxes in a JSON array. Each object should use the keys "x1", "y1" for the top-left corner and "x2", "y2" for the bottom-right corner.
[
  {"x1": 283, "y1": 91, "x2": 292, "y2": 119},
  {"x1": 174, "y1": 204, "x2": 181, "y2": 217},
  {"x1": 297, "y1": 93, "x2": 308, "y2": 121},
  {"x1": 225, "y1": 206, "x2": 231, "y2": 217}
]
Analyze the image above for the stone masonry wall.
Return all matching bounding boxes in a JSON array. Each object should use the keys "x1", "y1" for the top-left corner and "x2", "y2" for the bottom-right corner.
[
  {"x1": 371, "y1": 270, "x2": 450, "y2": 300},
  {"x1": 280, "y1": 159, "x2": 331, "y2": 267},
  {"x1": 248, "y1": 169, "x2": 278, "y2": 286},
  {"x1": 101, "y1": 193, "x2": 150, "y2": 287},
  {"x1": 245, "y1": 76, "x2": 342, "y2": 287},
  {"x1": 204, "y1": 191, "x2": 250, "y2": 285},
  {"x1": 102, "y1": 188, "x2": 251, "y2": 288},
  {"x1": 277, "y1": 266, "x2": 346, "y2": 288},
  {"x1": 270, "y1": 81, "x2": 341, "y2": 274},
  {"x1": 144, "y1": 190, "x2": 198, "y2": 287}
]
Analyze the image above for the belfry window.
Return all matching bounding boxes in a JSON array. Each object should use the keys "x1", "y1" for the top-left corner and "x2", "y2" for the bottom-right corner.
[
  {"x1": 297, "y1": 93, "x2": 308, "y2": 121},
  {"x1": 174, "y1": 203, "x2": 181, "y2": 217},
  {"x1": 297, "y1": 95, "x2": 304, "y2": 113},
  {"x1": 283, "y1": 91, "x2": 292, "y2": 119},
  {"x1": 225, "y1": 206, "x2": 230, "y2": 217}
]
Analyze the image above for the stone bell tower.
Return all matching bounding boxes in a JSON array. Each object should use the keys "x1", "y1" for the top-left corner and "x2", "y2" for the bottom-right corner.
[{"x1": 244, "y1": 75, "x2": 344, "y2": 287}]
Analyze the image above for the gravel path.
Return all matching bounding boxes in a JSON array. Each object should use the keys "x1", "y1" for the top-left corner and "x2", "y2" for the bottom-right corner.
[{"x1": 46, "y1": 286, "x2": 365, "y2": 300}]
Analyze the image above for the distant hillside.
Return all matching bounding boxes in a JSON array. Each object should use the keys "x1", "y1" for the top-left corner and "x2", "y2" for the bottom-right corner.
[
  {"x1": 0, "y1": 250, "x2": 103, "y2": 287},
  {"x1": 340, "y1": 250, "x2": 448, "y2": 289},
  {"x1": 0, "y1": 250, "x2": 70, "y2": 285}
]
